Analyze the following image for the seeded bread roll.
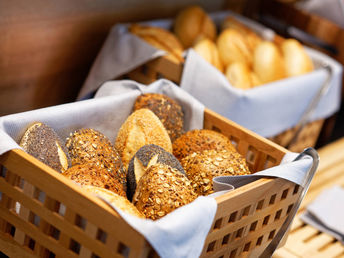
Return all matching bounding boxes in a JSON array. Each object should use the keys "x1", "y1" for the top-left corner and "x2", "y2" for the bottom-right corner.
[
  {"x1": 129, "y1": 24, "x2": 184, "y2": 63},
  {"x1": 115, "y1": 109, "x2": 172, "y2": 170},
  {"x1": 133, "y1": 164, "x2": 197, "y2": 220},
  {"x1": 19, "y1": 122, "x2": 71, "y2": 173},
  {"x1": 127, "y1": 144, "x2": 185, "y2": 201},
  {"x1": 193, "y1": 38, "x2": 224, "y2": 72},
  {"x1": 65, "y1": 128, "x2": 126, "y2": 191},
  {"x1": 217, "y1": 29, "x2": 253, "y2": 68},
  {"x1": 174, "y1": 5, "x2": 216, "y2": 48},
  {"x1": 172, "y1": 129, "x2": 236, "y2": 161},
  {"x1": 82, "y1": 186, "x2": 144, "y2": 218},
  {"x1": 181, "y1": 149, "x2": 251, "y2": 196},
  {"x1": 63, "y1": 164, "x2": 126, "y2": 197},
  {"x1": 133, "y1": 93, "x2": 184, "y2": 142}
]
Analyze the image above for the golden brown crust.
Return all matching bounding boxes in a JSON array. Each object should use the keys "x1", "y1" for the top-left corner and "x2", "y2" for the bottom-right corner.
[
  {"x1": 63, "y1": 164, "x2": 126, "y2": 197},
  {"x1": 181, "y1": 149, "x2": 251, "y2": 195},
  {"x1": 281, "y1": 39, "x2": 314, "y2": 77},
  {"x1": 217, "y1": 29, "x2": 253, "y2": 68},
  {"x1": 82, "y1": 186, "x2": 144, "y2": 218},
  {"x1": 129, "y1": 24, "x2": 184, "y2": 63},
  {"x1": 133, "y1": 164, "x2": 197, "y2": 220},
  {"x1": 65, "y1": 128, "x2": 126, "y2": 191},
  {"x1": 253, "y1": 41, "x2": 286, "y2": 84},
  {"x1": 225, "y1": 62, "x2": 253, "y2": 89},
  {"x1": 20, "y1": 122, "x2": 71, "y2": 173},
  {"x1": 115, "y1": 109, "x2": 172, "y2": 170},
  {"x1": 133, "y1": 93, "x2": 184, "y2": 142},
  {"x1": 174, "y1": 5, "x2": 216, "y2": 48},
  {"x1": 172, "y1": 129, "x2": 236, "y2": 161},
  {"x1": 193, "y1": 38, "x2": 224, "y2": 72}
]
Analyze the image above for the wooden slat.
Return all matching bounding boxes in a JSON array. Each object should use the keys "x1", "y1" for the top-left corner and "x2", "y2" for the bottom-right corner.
[{"x1": 0, "y1": 231, "x2": 36, "y2": 258}]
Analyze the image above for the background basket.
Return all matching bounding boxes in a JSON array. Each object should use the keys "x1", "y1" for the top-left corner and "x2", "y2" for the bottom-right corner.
[{"x1": 0, "y1": 107, "x2": 305, "y2": 258}]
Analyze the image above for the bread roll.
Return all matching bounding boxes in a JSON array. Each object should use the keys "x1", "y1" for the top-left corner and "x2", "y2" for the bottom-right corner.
[
  {"x1": 133, "y1": 93, "x2": 184, "y2": 142},
  {"x1": 181, "y1": 149, "x2": 251, "y2": 195},
  {"x1": 82, "y1": 186, "x2": 144, "y2": 218},
  {"x1": 253, "y1": 41, "x2": 286, "y2": 84},
  {"x1": 133, "y1": 164, "x2": 197, "y2": 220},
  {"x1": 127, "y1": 144, "x2": 185, "y2": 201},
  {"x1": 63, "y1": 164, "x2": 126, "y2": 197},
  {"x1": 221, "y1": 16, "x2": 262, "y2": 52},
  {"x1": 115, "y1": 109, "x2": 172, "y2": 170},
  {"x1": 217, "y1": 29, "x2": 252, "y2": 67},
  {"x1": 225, "y1": 62, "x2": 253, "y2": 89},
  {"x1": 281, "y1": 39, "x2": 314, "y2": 77},
  {"x1": 173, "y1": 5, "x2": 216, "y2": 48},
  {"x1": 129, "y1": 24, "x2": 184, "y2": 63},
  {"x1": 172, "y1": 129, "x2": 236, "y2": 161},
  {"x1": 193, "y1": 38, "x2": 224, "y2": 72},
  {"x1": 66, "y1": 128, "x2": 126, "y2": 191},
  {"x1": 19, "y1": 122, "x2": 71, "y2": 173}
]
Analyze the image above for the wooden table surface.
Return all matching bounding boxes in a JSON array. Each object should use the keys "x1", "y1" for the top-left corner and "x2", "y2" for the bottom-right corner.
[{"x1": 274, "y1": 138, "x2": 344, "y2": 258}]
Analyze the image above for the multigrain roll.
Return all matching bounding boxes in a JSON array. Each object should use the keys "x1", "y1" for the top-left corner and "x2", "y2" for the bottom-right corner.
[
  {"x1": 19, "y1": 122, "x2": 71, "y2": 173},
  {"x1": 63, "y1": 163, "x2": 126, "y2": 197},
  {"x1": 133, "y1": 93, "x2": 184, "y2": 142},
  {"x1": 127, "y1": 144, "x2": 185, "y2": 201},
  {"x1": 253, "y1": 41, "x2": 286, "y2": 84},
  {"x1": 65, "y1": 128, "x2": 126, "y2": 190},
  {"x1": 193, "y1": 38, "x2": 224, "y2": 72},
  {"x1": 172, "y1": 129, "x2": 236, "y2": 161},
  {"x1": 181, "y1": 149, "x2": 251, "y2": 195},
  {"x1": 133, "y1": 164, "x2": 197, "y2": 220},
  {"x1": 129, "y1": 24, "x2": 184, "y2": 63},
  {"x1": 82, "y1": 186, "x2": 144, "y2": 218},
  {"x1": 217, "y1": 29, "x2": 253, "y2": 68},
  {"x1": 115, "y1": 109, "x2": 172, "y2": 170},
  {"x1": 281, "y1": 39, "x2": 314, "y2": 77},
  {"x1": 174, "y1": 5, "x2": 216, "y2": 48}
]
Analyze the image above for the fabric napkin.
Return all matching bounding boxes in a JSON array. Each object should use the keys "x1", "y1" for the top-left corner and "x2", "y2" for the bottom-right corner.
[{"x1": 300, "y1": 185, "x2": 344, "y2": 243}]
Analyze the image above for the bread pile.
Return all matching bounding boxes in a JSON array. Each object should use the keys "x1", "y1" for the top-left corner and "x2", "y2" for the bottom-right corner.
[
  {"x1": 129, "y1": 5, "x2": 314, "y2": 89},
  {"x1": 19, "y1": 93, "x2": 251, "y2": 220}
]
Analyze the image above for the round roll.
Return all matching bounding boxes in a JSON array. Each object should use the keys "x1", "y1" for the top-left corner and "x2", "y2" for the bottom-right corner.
[
  {"x1": 172, "y1": 129, "x2": 236, "y2": 161},
  {"x1": 66, "y1": 128, "x2": 126, "y2": 191},
  {"x1": 127, "y1": 144, "x2": 185, "y2": 201},
  {"x1": 19, "y1": 122, "x2": 71, "y2": 173},
  {"x1": 133, "y1": 164, "x2": 197, "y2": 220},
  {"x1": 63, "y1": 163, "x2": 126, "y2": 197},
  {"x1": 181, "y1": 149, "x2": 251, "y2": 195},
  {"x1": 217, "y1": 29, "x2": 253, "y2": 68},
  {"x1": 193, "y1": 38, "x2": 224, "y2": 72},
  {"x1": 253, "y1": 41, "x2": 286, "y2": 84},
  {"x1": 83, "y1": 186, "x2": 144, "y2": 218},
  {"x1": 129, "y1": 24, "x2": 184, "y2": 63},
  {"x1": 115, "y1": 109, "x2": 172, "y2": 170},
  {"x1": 173, "y1": 5, "x2": 216, "y2": 48},
  {"x1": 133, "y1": 93, "x2": 184, "y2": 142},
  {"x1": 281, "y1": 39, "x2": 314, "y2": 77}
]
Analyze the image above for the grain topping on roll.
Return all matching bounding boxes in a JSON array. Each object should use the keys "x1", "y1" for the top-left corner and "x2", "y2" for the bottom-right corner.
[
  {"x1": 127, "y1": 144, "x2": 185, "y2": 201},
  {"x1": 133, "y1": 93, "x2": 184, "y2": 142},
  {"x1": 172, "y1": 129, "x2": 236, "y2": 161},
  {"x1": 133, "y1": 163, "x2": 197, "y2": 220},
  {"x1": 20, "y1": 122, "x2": 71, "y2": 173},
  {"x1": 66, "y1": 128, "x2": 126, "y2": 191},
  {"x1": 63, "y1": 163, "x2": 126, "y2": 197}
]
